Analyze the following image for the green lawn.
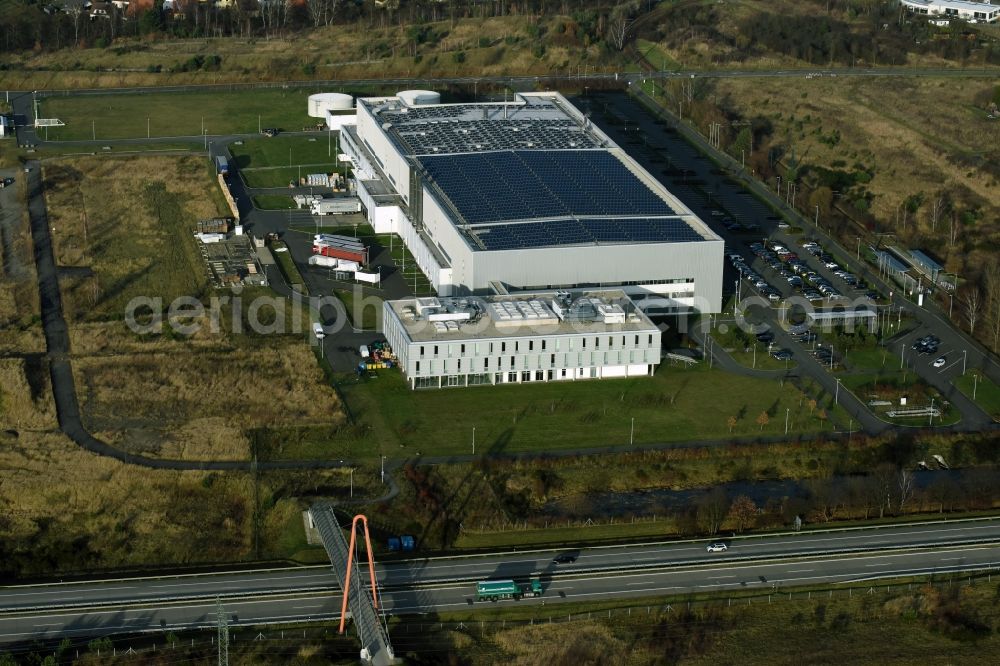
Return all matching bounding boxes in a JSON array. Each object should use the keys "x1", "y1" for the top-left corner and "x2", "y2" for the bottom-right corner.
[
  {"x1": 253, "y1": 194, "x2": 296, "y2": 210},
  {"x1": 334, "y1": 287, "x2": 380, "y2": 330},
  {"x1": 229, "y1": 135, "x2": 341, "y2": 169},
  {"x1": 955, "y1": 371, "x2": 1000, "y2": 421},
  {"x1": 316, "y1": 364, "x2": 838, "y2": 461},
  {"x1": 271, "y1": 243, "x2": 306, "y2": 290},
  {"x1": 40, "y1": 88, "x2": 315, "y2": 140},
  {"x1": 636, "y1": 38, "x2": 683, "y2": 71}
]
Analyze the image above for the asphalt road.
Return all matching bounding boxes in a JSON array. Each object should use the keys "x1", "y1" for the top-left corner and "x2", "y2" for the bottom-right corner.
[
  {"x1": 4, "y1": 518, "x2": 999, "y2": 612},
  {"x1": 2, "y1": 519, "x2": 998, "y2": 643}
]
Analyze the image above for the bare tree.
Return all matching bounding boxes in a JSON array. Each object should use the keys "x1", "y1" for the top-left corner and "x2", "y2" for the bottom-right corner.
[
  {"x1": 697, "y1": 487, "x2": 728, "y2": 535},
  {"x1": 606, "y1": 17, "x2": 634, "y2": 51},
  {"x1": 306, "y1": 0, "x2": 340, "y2": 27},
  {"x1": 872, "y1": 464, "x2": 896, "y2": 518},
  {"x1": 949, "y1": 211, "x2": 960, "y2": 247},
  {"x1": 962, "y1": 286, "x2": 983, "y2": 335},
  {"x1": 896, "y1": 469, "x2": 916, "y2": 514},
  {"x1": 929, "y1": 193, "x2": 946, "y2": 232},
  {"x1": 984, "y1": 260, "x2": 1000, "y2": 351}
]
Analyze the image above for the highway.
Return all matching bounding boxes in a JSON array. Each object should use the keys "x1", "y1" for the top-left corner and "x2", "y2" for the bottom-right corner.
[{"x1": 2, "y1": 519, "x2": 999, "y2": 643}]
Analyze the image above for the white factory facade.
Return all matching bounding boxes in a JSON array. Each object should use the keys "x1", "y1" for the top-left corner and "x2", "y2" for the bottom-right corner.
[
  {"x1": 383, "y1": 290, "x2": 662, "y2": 389},
  {"x1": 900, "y1": 0, "x2": 999, "y2": 22},
  {"x1": 334, "y1": 89, "x2": 724, "y2": 316}
]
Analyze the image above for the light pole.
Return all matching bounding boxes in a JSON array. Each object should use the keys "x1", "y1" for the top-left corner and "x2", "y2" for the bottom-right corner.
[
  {"x1": 630, "y1": 417, "x2": 635, "y2": 445},
  {"x1": 472, "y1": 427, "x2": 476, "y2": 455},
  {"x1": 856, "y1": 236, "x2": 861, "y2": 260},
  {"x1": 814, "y1": 205, "x2": 819, "y2": 228},
  {"x1": 962, "y1": 349, "x2": 967, "y2": 375},
  {"x1": 784, "y1": 407, "x2": 789, "y2": 434},
  {"x1": 380, "y1": 456, "x2": 386, "y2": 484},
  {"x1": 349, "y1": 468, "x2": 354, "y2": 498},
  {"x1": 929, "y1": 397, "x2": 935, "y2": 426},
  {"x1": 973, "y1": 373, "x2": 979, "y2": 400},
  {"x1": 835, "y1": 378, "x2": 841, "y2": 405}
]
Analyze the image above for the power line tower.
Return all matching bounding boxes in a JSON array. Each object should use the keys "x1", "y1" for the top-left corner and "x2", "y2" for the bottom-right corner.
[{"x1": 216, "y1": 597, "x2": 229, "y2": 666}]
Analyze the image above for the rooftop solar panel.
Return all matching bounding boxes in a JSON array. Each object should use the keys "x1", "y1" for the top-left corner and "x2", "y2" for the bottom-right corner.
[
  {"x1": 420, "y1": 150, "x2": 680, "y2": 230},
  {"x1": 472, "y1": 217, "x2": 704, "y2": 251}
]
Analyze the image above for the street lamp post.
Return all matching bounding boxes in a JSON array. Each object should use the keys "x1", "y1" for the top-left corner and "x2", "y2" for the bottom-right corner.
[
  {"x1": 962, "y1": 350, "x2": 967, "y2": 376},
  {"x1": 349, "y1": 468, "x2": 354, "y2": 498},
  {"x1": 784, "y1": 407, "x2": 790, "y2": 434},
  {"x1": 472, "y1": 427, "x2": 476, "y2": 455},
  {"x1": 929, "y1": 398, "x2": 935, "y2": 427},
  {"x1": 630, "y1": 417, "x2": 635, "y2": 445},
  {"x1": 381, "y1": 456, "x2": 386, "y2": 484},
  {"x1": 814, "y1": 205, "x2": 819, "y2": 228},
  {"x1": 835, "y1": 378, "x2": 841, "y2": 405}
]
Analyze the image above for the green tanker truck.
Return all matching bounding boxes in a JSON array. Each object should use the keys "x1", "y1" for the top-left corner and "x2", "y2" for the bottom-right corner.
[{"x1": 475, "y1": 579, "x2": 543, "y2": 602}]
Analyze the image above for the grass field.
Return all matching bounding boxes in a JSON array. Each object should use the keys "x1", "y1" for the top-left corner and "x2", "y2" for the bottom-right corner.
[
  {"x1": 229, "y1": 135, "x2": 340, "y2": 169},
  {"x1": 421, "y1": 573, "x2": 1000, "y2": 665},
  {"x1": 43, "y1": 155, "x2": 222, "y2": 320},
  {"x1": 955, "y1": 371, "x2": 1000, "y2": 422},
  {"x1": 252, "y1": 194, "x2": 296, "y2": 210},
  {"x1": 334, "y1": 287, "x2": 379, "y2": 330},
  {"x1": 267, "y1": 363, "x2": 843, "y2": 461},
  {"x1": 39, "y1": 89, "x2": 315, "y2": 140}
]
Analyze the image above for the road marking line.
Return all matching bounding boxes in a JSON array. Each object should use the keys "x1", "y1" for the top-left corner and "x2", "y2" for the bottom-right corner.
[{"x1": 787, "y1": 569, "x2": 814, "y2": 573}]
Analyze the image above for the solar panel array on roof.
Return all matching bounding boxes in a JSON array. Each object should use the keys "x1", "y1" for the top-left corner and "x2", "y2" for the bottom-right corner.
[
  {"x1": 396, "y1": 120, "x2": 598, "y2": 155},
  {"x1": 420, "y1": 150, "x2": 675, "y2": 226},
  {"x1": 473, "y1": 217, "x2": 704, "y2": 250}
]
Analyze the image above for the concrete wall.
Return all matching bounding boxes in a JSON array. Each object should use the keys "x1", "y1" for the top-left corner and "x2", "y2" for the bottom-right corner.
[{"x1": 356, "y1": 103, "x2": 412, "y2": 203}]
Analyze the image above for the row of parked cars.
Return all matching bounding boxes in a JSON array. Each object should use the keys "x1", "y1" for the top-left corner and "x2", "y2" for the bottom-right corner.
[{"x1": 728, "y1": 251, "x2": 782, "y2": 302}]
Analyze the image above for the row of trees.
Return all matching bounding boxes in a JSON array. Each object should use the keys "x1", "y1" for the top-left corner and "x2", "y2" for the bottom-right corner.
[
  {"x1": 0, "y1": 0, "x2": 638, "y2": 54},
  {"x1": 685, "y1": 465, "x2": 1000, "y2": 536}
]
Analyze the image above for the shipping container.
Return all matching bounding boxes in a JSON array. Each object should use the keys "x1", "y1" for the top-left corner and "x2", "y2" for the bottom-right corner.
[{"x1": 312, "y1": 243, "x2": 367, "y2": 265}]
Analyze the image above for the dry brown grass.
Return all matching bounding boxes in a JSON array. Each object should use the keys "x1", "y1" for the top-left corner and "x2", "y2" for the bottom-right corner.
[
  {"x1": 0, "y1": 431, "x2": 255, "y2": 574},
  {"x1": 76, "y1": 343, "x2": 343, "y2": 461},
  {"x1": 0, "y1": 358, "x2": 57, "y2": 431},
  {"x1": 36, "y1": 154, "x2": 346, "y2": 461},
  {"x1": 0, "y1": 16, "x2": 607, "y2": 91},
  {"x1": 490, "y1": 621, "x2": 632, "y2": 665},
  {"x1": 44, "y1": 155, "x2": 219, "y2": 322},
  {"x1": 713, "y1": 76, "x2": 1000, "y2": 246}
]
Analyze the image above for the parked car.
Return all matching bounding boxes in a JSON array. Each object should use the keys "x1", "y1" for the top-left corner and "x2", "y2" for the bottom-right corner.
[{"x1": 933, "y1": 356, "x2": 947, "y2": 368}]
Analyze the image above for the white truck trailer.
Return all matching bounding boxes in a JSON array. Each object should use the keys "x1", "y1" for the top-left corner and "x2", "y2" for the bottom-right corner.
[{"x1": 310, "y1": 198, "x2": 361, "y2": 216}]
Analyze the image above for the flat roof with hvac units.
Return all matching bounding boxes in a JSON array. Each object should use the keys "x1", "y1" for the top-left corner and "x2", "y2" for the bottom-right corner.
[{"x1": 382, "y1": 289, "x2": 663, "y2": 389}]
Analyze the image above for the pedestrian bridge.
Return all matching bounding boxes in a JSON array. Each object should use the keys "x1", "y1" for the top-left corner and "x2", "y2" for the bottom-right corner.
[{"x1": 309, "y1": 504, "x2": 394, "y2": 665}]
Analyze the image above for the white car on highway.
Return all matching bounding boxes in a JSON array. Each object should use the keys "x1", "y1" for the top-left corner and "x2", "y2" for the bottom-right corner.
[{"x1": 706, "y1": 542, "x2": 728, "y2": 553}]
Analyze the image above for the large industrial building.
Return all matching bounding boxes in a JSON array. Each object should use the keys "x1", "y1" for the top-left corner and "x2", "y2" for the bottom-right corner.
[
  {"x1": 337, "y1": 90, "x2": 724, "y2": 315},
  {"x1": 382, "y1": 290, "x2": 662, "y2": 389}
]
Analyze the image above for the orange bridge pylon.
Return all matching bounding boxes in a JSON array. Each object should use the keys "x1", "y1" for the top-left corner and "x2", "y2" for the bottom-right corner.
[{"x1": 339, "y1": 514, "x2": 380, "y2": 634}]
